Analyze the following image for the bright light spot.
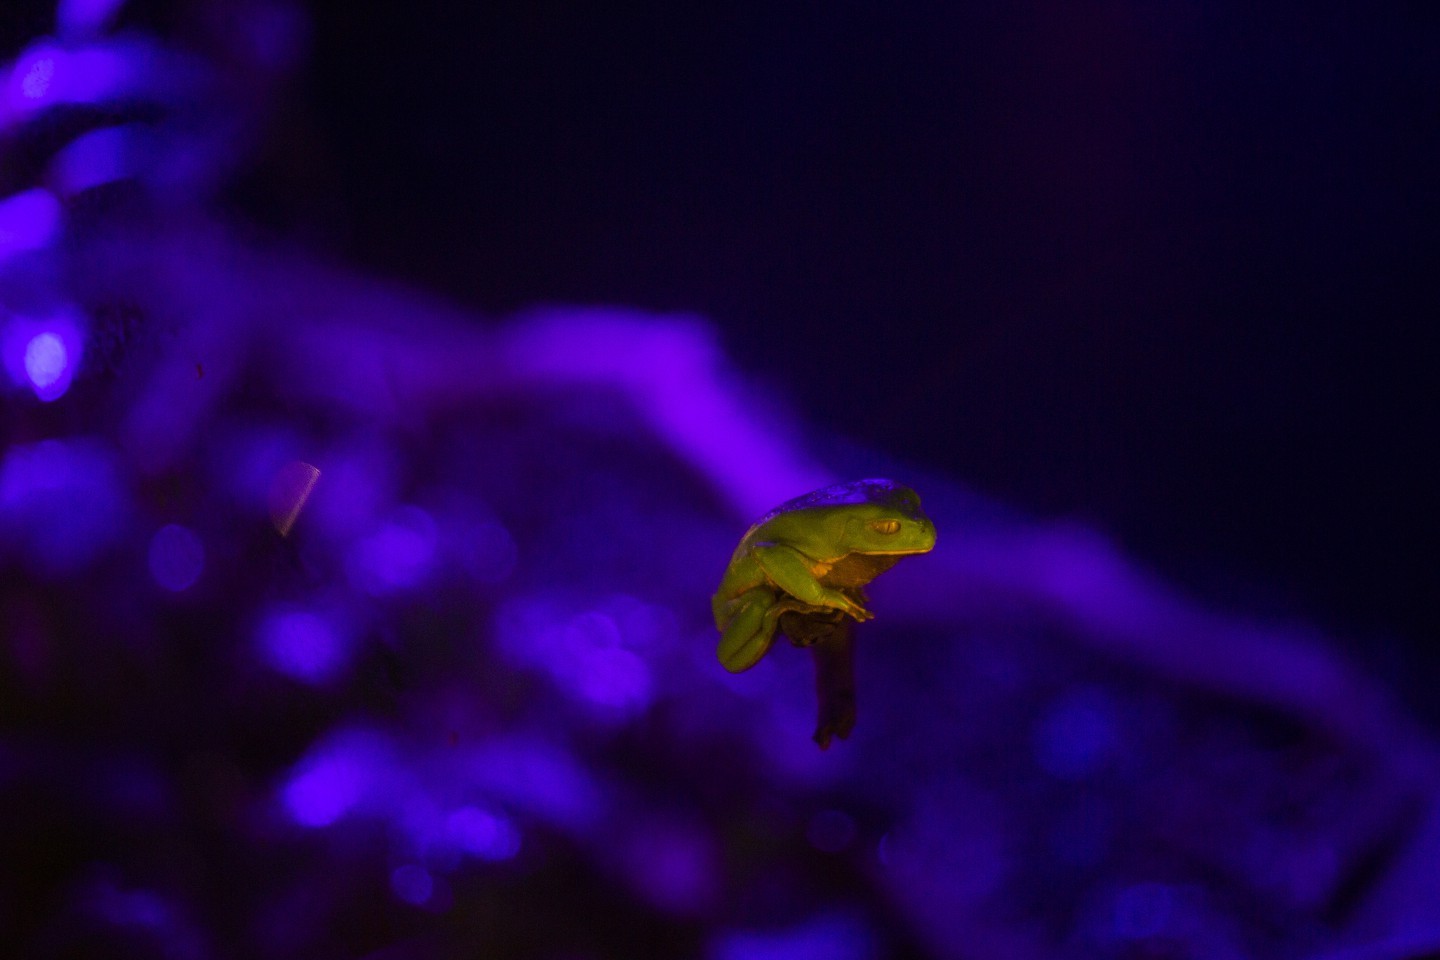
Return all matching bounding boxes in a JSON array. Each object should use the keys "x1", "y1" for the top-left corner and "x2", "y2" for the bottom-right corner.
[
  {"x1": 446, "y1": 806, "x2": 520, "y2": 861},
  {"x1": 24, "y1": 333, "x2": 67, "y2": 390},
  {"x1": 4, "y1": 310, "x2": 83, "y2": 401},
  {"x1": 257, "y1": 608, "x2": 349, "y2": 684},
  {"x1": 390, "y1": 865, "x2": 433, "y2": 906},
  {"x1": 806, "y1": 810, "x2": 856, "y2": 853},
  {"x1": 21, "y1": 57, "x2": 55, "y2": 99},
  {"x1": 282, "y1": 742, "x2": 375, "y2": 827},
  {"x1": 148, "y1": 524, "x2": 204, "y2": 592}
]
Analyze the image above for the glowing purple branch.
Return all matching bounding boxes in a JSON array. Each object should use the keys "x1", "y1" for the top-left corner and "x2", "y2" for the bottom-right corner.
[
  {"x1": 890, "y1": 523, "x2": 1432, "y2": 762},
  {"x1": 49, "y1": 126, "x2": 145, "y2": 196},
  {"x1": 78, "y1": 222, "x2": 1435, "y2": 771},
  {"x1": 147, "y1": 523, "x2": 205, "y2": 592}
]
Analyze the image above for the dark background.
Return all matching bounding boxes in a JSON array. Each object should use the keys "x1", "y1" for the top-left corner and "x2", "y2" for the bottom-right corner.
[
  {"x1": 12, "y1": 2, "x2": 1435, "y2": 701},
  {"x1": 271, "y1": 3, "x2": 1438, "y2": 699}
]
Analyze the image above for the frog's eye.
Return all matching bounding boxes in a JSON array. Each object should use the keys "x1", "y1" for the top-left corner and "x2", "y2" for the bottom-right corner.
[{"x1": 870, "y1": 519, "x2": 901, "y2": 535}]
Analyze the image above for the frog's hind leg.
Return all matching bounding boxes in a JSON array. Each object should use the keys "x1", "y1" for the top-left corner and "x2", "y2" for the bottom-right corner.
[{"x1": 717, "y1": 593, "x2": 781, "y2": 673}]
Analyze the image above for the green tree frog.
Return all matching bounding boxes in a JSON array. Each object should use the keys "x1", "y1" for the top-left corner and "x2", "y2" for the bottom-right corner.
[{"x1": 711, "y1": 479, "x2": 936, "y2": 747}]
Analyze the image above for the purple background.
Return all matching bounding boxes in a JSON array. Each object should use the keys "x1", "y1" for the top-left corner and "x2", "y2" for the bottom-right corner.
[
  {"x1": 291, "y1": 2, "x2": 1437, "y2": 661},
  {"x1": 3, "y1": 2, "x2": 1438, "y2": 958}
]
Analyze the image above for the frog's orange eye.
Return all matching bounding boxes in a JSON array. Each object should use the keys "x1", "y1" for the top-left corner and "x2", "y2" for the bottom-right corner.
[{"x1": 870, "y1": 519, "x2": 901, "y2": 535}]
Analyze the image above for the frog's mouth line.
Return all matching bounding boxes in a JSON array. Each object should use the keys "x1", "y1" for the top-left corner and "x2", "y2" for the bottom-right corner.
[{"x1": 863, "y1": 546, "x2": 935, "y2": 556}]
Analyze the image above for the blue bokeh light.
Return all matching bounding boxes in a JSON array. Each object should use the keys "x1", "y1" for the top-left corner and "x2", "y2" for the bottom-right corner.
[
  {"x1": 347, "y1": 505, "x2": 438, "y2": 595},
  {"x1": 51, "y1": 125, "x2": 144, "y2": 195},
  {"x1": 1034, "y1": 686, "x2": 1120, "y2": 780},
  {"x1": 5, "y1": 41, "x2": 136, "y2": 114},
  {"x1": 147, "y1": 524, "x2": 204, "y2": 592},
  {"x1": 0, "y1": 438, "x2": 125, "y2": 574},
  {"x1": 445, "y1": 806, "x2": 521, "y2": 861},
  {"x1": 23, "y1": 332, "x2": 67, "y2": 389},
  {"x1": 3, "y1": 310, "x2": 84, "y2": 401},
  {"x1": 281, "y1": 734, "x2": 384, "y2": 828},
  {"x1": 390, "y1": 864, "x2": 433, "y2": 906},
  {"x1": 494, "y1": 596, "x2": 661, "y2": 718},
  {"x1": 0, "y1": 188, "x2": 61, "y2": 261},
  {"x1": 619, "y1": 819, "x2": 717, "y2": 915},
  {"x1": 256, "y1": 608, "x2": 349, "y2": 684}
]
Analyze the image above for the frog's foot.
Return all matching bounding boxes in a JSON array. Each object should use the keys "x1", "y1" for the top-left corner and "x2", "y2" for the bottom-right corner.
[
  {"x1": 717, "y1": 594, "x2": 778, "y2": 673},
  {"x1": 846, "y1": 604, "x2": 874, "y2": 623},
  {"x1": 778, "y1": 608, "x2": 845, "y2": 648}
]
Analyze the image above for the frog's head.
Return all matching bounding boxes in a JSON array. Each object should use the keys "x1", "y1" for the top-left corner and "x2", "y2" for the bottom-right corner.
[{"x1": 846, "y1": 482, "x2": 936, "y2": 555}]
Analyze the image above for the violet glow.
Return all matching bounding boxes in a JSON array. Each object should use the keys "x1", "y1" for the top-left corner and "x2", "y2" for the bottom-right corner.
[
  {"x1": 389, "y1": 864, "x2": 433, "y2": 907},
  {"x1": 281, "y1": 731, "x2": 386, "y2": 829},
  {"x1": 256, "y1": 608, "x2": 350, "y2": 684},
  {"x1": 0, "y1": 438, "x2": 125, "y2": 574},
  {"x1": 444, "y1": 806, "x2": 521, "y2": 861},
  {"x1": 147, "y1": 524, "x2": 204, "y2": 592},
  {"x1": 710, "y1": 914, "x2": 877, "y2": 960},
  {"x1": 56, "y1": 0, "x2": 127, "y2": 38},
  {"x1": 494, "y1": 595, "x2": 661, "y2": 718},
  {"x1": 0, "y1": 188, "x2": 61, "y2": 262},
  {"x1": 346, "y1": 505, "x2": 438, "y2": 595},
  {"x1": 0, "y1": 3, "x2": 1432, "y2": 951},
  {"x1": 3, "y1": 310, "x2": 85, "y2": 401},
  {"x1": 2, "y1": 38, "x2": 147, "y2": 124},
  {"x1": 279, "y1": 729, "x2": 536, "y2": 870},
  {"x1": 1033, "y1": 685, "x2": 1120, "y2": 780},
  {"x1": 24, "y1": 332, "x2": 67, "y2": 389},
  {"x1": 50, "y1": 126, "x2": 144, "y2": 196}
]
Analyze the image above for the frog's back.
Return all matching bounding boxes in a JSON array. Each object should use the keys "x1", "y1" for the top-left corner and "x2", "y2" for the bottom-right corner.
[
  {"x1": 734, "y1": 478, "x2": 919, "y2": 555},
  {"x1": 756, "y1": 478, "x2": 914, "y2": 522}
]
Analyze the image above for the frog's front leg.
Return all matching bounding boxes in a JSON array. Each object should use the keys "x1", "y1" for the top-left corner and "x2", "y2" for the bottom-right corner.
[{"x1": 752, "y1": 543, "x2": 873, "y2": 622}]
